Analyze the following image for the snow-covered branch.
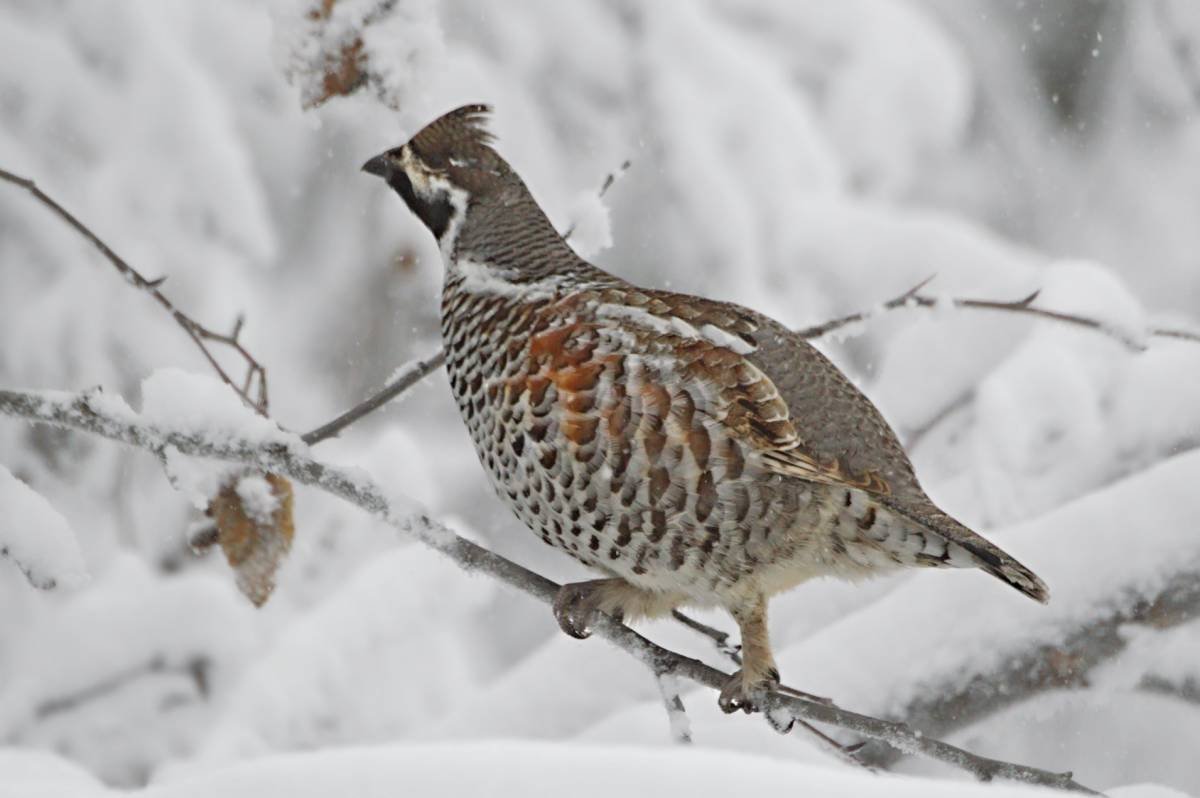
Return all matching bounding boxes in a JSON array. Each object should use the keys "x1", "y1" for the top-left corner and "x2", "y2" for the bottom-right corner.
[{"x1": 0, "y1": 385, "x2": 1097, "y2": 794}]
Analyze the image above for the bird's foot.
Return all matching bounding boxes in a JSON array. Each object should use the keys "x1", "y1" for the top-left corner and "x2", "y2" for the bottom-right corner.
[
  {"x1": 718, "y1": 668, "x2": 780, "y2": 714},
  {"x1": 553, "y1": 581, "x2": 617, "y2": 639}
]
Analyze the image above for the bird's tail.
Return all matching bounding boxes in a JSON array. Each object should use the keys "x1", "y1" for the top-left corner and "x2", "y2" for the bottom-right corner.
[
  {"x1": 884, "y1": 497, "x2": 1050, "y2": 604},
  {"x1": 960, "y1": 534, "x2": 1050, "y2": 604}
]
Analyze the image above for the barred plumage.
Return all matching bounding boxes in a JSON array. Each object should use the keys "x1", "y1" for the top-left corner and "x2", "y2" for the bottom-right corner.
[{"x1": 363, "y1": 105, "x2": 1048, "y2": 712}]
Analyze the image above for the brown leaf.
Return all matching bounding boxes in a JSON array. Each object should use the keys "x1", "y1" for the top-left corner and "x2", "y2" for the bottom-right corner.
[
  {"x1": 207, "y1": 473, "x2": 295, "y2": 607},
  {"x1": 312, "y1": 37, "x2": 366, "y2": 109}
]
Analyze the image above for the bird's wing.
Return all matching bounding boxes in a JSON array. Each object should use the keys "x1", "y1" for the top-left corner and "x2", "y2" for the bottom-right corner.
[{"x1": 634, "y1": 289, "x2": 921, "y2": 498}]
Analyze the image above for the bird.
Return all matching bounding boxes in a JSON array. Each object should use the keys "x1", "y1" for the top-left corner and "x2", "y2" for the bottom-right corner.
[{"x1": 362, "y1": 104, "x2": 1048, "y2": 713}]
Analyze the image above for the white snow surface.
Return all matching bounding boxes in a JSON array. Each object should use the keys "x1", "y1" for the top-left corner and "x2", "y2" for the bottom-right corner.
[
  {"x1": 0, "y1": 740, "x2": 1166, "y2": 798},
  {"x1": 1, "y1": 1, "x2": 1199, "y2": 795}
]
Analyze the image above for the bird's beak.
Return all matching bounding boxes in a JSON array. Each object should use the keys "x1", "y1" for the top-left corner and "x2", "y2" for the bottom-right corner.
[{"x1": 361, "y1": 153, "x2": 390, "y2": 177}]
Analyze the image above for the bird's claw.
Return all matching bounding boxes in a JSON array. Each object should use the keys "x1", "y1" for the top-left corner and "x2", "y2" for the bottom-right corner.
[
  {"x1": 553, "y1": 583, "x2": 597, "y2": 639},
  {"x1": 718, "y1": 669, "x2": 779, "y2": 714}
]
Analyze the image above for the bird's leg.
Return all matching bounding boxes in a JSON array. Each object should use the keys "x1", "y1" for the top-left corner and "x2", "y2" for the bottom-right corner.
[
  {"x1": 718, "y1": 594, "x2": 779, "y2": 714},
  {"x1": 553, "y1": 578, "x2": 683, "y2": 639}
]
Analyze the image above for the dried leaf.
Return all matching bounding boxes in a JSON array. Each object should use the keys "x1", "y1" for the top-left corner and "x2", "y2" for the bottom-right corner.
[{"x1": 207, "y1": 472, "x2": 295, "y2": 607}]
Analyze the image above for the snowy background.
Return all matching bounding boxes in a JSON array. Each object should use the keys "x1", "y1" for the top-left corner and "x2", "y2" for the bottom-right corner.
[{"x1": 1, "y1": 0, "x2": 1199, "y2": 795}]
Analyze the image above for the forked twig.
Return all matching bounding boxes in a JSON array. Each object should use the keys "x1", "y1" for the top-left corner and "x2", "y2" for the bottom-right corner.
[{"x1": 0, "y1": 167, "x2": 269, "y2": 414}]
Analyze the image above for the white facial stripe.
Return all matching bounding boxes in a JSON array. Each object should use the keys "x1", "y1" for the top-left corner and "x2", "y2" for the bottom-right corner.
[
  {"x1": 433, "y1": 178, "x2": 468, "y2": 259},
  {"x1": 400, "y1": 148, "x2": 469, "y2": 256}
]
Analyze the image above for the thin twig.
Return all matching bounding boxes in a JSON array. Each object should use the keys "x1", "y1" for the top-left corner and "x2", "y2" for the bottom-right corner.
[
  {"x1": 562, "y1": 159, "x2": 632, "y2": 241},
  {"x1": 0, "y1": 168, "x2": 269, "y2": 414},
  {"x1": 771, "y1": 711, "x2": 873, "y2": 771},
  {"x1": 793, "y1": 275, "x2": 937, "y2": 340},
  {"x1": 301, "y1": 350, "x2": 446, "y2": 444},
  {"x1": 0, "y1": 386, "x2": 1099, "y2": 794},
  {"x1": 794, "y1": 275, "x2": 1200, "y2": 350}
]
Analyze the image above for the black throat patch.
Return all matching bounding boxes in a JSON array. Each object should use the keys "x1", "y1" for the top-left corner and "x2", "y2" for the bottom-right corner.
[{"x1": 388, "y1": 170, "x2": 455, "y2": 241}]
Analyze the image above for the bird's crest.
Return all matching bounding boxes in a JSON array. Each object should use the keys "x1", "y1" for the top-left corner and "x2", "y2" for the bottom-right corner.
[{"x1": 408, "y1": 103, "x2": 497, "y2": 168}]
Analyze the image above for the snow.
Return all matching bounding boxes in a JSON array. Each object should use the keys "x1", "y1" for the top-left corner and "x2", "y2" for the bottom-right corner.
[
  {"x1": 564, "y1": 188, "x2": 614, "y2": 259},
  {"x1": 0, "y1": 740, "x2": 1091, "y2": 798},
  {"x1": 1, "y1": 2, "x2": 1199, "y2": 796},
  {"x1": 0, "y1": 554, "x2": 255, "y2": 786},
  {"x1": 0, "y1": 464, "x2": 88, "y2": 590},
  {"x1": 140, "y1": 369, "x2": 292, "y2": 448},
  {"x1": 235, "y1": 474, "x2": 280, "y2": 526}
]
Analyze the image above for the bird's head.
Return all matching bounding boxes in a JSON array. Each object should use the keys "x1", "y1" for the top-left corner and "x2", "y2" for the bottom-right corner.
[{"x1": 361, "y1": 103, "x2": 505, "y2": 249}]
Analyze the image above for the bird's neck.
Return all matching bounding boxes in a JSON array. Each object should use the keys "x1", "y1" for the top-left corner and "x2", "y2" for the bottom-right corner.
[{"x1": 446, "y1": 178, "x2": 584, "y2": 280}]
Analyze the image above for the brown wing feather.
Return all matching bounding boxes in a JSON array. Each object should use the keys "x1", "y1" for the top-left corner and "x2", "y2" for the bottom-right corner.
[{"x1": 646, "y1": 290, "x2": 916, "y2": 494}]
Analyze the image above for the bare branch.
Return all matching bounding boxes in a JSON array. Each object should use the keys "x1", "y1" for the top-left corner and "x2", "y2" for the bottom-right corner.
[
  {"x1": 0, "y1": 386, "x2": 1098, "y2": 794},
  {"x1": 794, "y1": 276, "x2": 1199, "y2": 351},
  {"x1": 0, "y1": 168, "x2": 269, "y2": 414},
  {"x1": 301, "y1": 350, "x2": 446, "y2": 445}
]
